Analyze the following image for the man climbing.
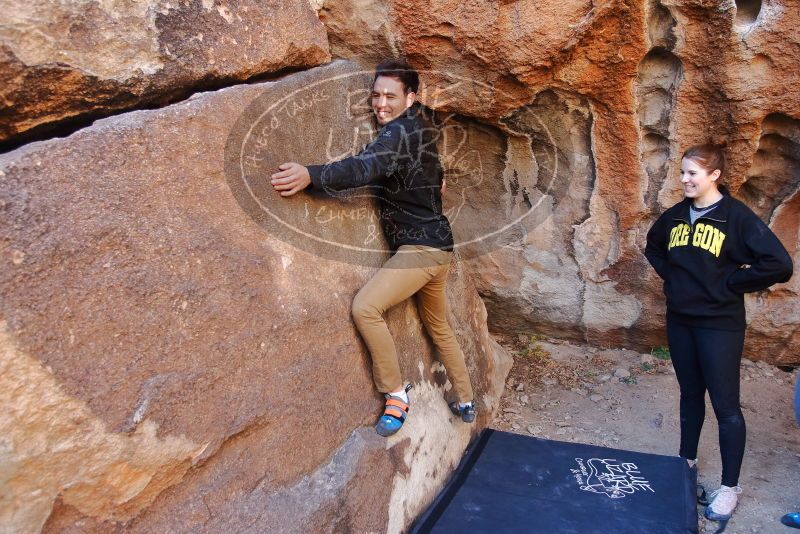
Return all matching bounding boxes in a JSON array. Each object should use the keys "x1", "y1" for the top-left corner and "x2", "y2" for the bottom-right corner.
[{"x1": 270, "y1": 59, "x2": 476, "y2": 437}]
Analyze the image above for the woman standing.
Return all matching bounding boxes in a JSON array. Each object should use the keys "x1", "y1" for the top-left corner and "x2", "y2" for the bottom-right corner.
[{"x1": 645, "y1": 143, "x2": 793, "y2": 524}]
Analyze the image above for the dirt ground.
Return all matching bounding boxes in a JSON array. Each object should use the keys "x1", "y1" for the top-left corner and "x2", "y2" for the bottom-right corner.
[{"x1": 489, "y1": 334, "x2": 800, "y2": 534}]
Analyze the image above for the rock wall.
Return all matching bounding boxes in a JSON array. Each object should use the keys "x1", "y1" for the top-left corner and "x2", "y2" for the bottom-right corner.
[
  {"x1": 0, "y1": 0, "x2": 330, "y2": 146},
  {"x1": 3, "y1": 2, "x2": 797, "y2": 364},
  {"x1": 0, "y1": 60, "x2": 511, "y2": 533},
  {"x1": 2, "y1": 1, "x2": 799, "y2": 530},
  {"x1": 320, "y1": 0, "x2": 800, "y2": 363}
]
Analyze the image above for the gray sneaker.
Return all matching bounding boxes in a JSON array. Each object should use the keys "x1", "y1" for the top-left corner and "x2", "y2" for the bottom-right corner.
[
  {"x1": 705, "y1": 485, "x2": 742, "y2": 521},
  {"x1": 448, "y1": 401, "x2": 476, "y2": 423}
]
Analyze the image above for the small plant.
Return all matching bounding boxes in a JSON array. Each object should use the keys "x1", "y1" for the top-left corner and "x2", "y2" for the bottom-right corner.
[
  {"x1": 621, "y1": 375, "x2": 638, "y2": 386},
  {"x1": 640, "y1": 362, "x2": 655, "y2": 373},
  {"x1": 578, "y1": 369, "x2": 598, "y2": 379},
  {"x1": 651, "y1": 346, "x2": 671, "y2": 360},
  {"x1": 521, "y1": 336, "x2": 550, "y2": 363}
]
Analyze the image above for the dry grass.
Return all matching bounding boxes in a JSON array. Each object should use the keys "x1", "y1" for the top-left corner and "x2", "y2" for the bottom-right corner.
[{"x1": 495, "y1": 333, "x2": 614, "y2": 390}]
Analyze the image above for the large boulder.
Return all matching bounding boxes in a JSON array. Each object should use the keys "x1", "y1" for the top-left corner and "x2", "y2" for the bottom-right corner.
[
  {"x1": 0, "y1": 0, "x2": 330, "y2": 145},
  {"x1": 0, "y1": 60, "x2": 511, "y2": 532},
  {"x1": 318, "y1": 0, "x2": 800, "y2": 363}
]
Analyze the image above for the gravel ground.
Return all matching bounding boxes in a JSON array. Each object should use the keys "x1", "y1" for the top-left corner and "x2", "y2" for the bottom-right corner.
[{"x1": 490, "y1": 335, "x2": 800, "y2": 534}]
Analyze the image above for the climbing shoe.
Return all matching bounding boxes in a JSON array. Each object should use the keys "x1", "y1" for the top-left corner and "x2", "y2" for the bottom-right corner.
[
  {"x1": 375, "y1": 385, "x2": 412, "y2": 437},
  {"x1": 448, "y1": 401, "x2": 476, "y2": 423}
]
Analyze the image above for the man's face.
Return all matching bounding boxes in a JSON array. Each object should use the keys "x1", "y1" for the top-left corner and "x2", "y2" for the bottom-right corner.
[{"x1": 371, "y1": 75, "x2": 416, "y2": 125}]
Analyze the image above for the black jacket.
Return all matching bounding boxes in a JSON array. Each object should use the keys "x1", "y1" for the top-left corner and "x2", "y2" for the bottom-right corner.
[
  {"x1": 645, "y1": 191, "x2": 793, "y2": 330},
  {"x1": 307, "y1": 104, "x2": 453, "y2": 252}
]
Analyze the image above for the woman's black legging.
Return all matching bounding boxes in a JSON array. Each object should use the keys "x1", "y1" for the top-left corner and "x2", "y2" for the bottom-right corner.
[{"x1": 667, "y1": 320, "x2": 746, "y2": 487}]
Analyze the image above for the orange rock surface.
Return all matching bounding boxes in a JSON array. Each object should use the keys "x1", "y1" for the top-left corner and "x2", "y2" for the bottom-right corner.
[{"x1": 322, "y1": 0, "x2": 799, "y2": 362}]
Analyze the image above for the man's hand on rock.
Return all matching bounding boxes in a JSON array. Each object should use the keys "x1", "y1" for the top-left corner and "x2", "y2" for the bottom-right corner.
[{"x1": 271, "y1": 163, "x2": 311, "y2": 197}]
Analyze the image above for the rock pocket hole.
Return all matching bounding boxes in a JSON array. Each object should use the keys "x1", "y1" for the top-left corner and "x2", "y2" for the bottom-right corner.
[
  {"x1": 646, "y1": 0, "x2": 677, "y2": 50},
  {"x1": 501, "y1": 90, "x2": 595, "y2": 209},
  {"x1": 735, "y1": 0, "x2": 762, "y2": 27},
  {"x1": 738, "y1": 113, "x2": 800, "y2": 222},
  {"x1": 636, "y1": 49, "x2": 683, "y2": 137},
  {"x1": 636, "y1": 49, "x2": 682, "y2": 209},
  {"x1": 641, "y1": 133, "x2": 671, "y2": 209}
]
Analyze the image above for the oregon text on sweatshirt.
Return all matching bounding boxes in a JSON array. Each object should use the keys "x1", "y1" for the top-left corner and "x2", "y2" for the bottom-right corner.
[{"x1": 645, "y1": 191, "x2": 793, "y2": 330}]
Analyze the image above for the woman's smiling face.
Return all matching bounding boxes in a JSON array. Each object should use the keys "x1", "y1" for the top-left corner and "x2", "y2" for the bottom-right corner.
[{"x1": 680, "y1": 157, "x2": 721, "y2": 202}]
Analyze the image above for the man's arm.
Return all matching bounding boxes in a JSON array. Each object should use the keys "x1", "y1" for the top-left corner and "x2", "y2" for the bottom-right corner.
[{"x1": 271, "y1": 122, "x2": 405, "y2": 197}]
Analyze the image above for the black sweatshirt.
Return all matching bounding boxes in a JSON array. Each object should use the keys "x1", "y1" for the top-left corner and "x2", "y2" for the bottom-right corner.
[
  {"x1": 306, "y1": 104, "x2": 453, "y2": 252},
  {"x1": 645, "y1": 191, "x2": 793, "y2": 331}
]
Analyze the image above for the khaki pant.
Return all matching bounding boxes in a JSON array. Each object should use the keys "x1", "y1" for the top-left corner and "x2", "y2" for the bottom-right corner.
[{"x1": 351, "y1": 245, "x2": 474, "y2": 403}]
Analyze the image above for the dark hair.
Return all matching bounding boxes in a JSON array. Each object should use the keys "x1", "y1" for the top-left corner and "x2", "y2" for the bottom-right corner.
[
  {"x1": 682, "y1": 143, "x2": 727, "y2": 177},
  {"x1": 374, "y1": 59, "x2": 419, "y2": 94}
]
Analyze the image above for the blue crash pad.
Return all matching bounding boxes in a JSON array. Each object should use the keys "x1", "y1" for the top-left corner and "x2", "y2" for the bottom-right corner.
[{"x1": 410, "y1": 429, "x2": 697, "y2": 534}]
